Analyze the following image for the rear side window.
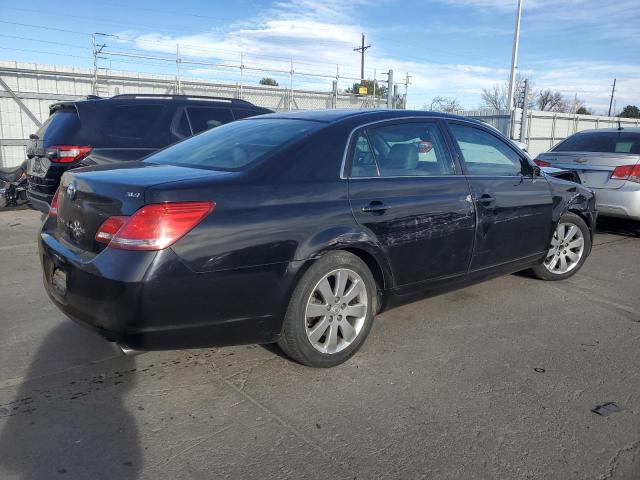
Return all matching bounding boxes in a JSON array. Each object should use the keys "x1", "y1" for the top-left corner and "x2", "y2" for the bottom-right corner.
[
  {"x1": 146, "y1": 118, "x2": 321, "y2": 171},
  {"x1": 102, "y1": 105, "x2": 165, "y2": 139},
  {"x1": 449, "y1": 123, "x2": 525, "y2": 176},
  {"x1": 186, "y1": 107, "x2": 234, "y2": 134},
  {"x1": 553, "y1": 132, "x2": 640, "y2": 154}
]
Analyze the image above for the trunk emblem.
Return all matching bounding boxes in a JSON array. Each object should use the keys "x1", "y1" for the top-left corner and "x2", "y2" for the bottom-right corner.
[
  {"x1": 574, "y1": 158, "x2": 588, "y2": 164},
  {"x1": 66, "y1": 181, "x2": 77, "y2": 200},
  {"x1": 68, "y1": 220, "x2": 85, "y2": 241}
]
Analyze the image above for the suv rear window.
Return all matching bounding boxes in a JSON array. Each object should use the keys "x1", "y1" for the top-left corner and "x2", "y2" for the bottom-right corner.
[
  {"x1": 37, "y1": 110, "x2": 81, "y2": 143},
  {"x1": 553, "y1": 131, "x2": 640, "y2": 154},
  {"x1": 146, "y1": 118, "x2": 321, "y2": 171},
  {"x1": 102, "y1": 104, "x2": 165, "y2": 139}
]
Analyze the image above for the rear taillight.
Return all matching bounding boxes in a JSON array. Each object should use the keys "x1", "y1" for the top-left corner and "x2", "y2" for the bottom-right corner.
[
  {"x1": 49, "y1": 188, "x2": 60, "y2": 217},
  {"x1": 534, "y1": 159, "x2": 551, "y2": 167},
  {"x1": 95, "y1": 202, "x2": 215, "y2": 251},
  {"x1": 46, "y1": 145, "x2": 92, "y2": 163},
  {"x1": 611, "y1": 164, "x2": 640, "y2": 183}
]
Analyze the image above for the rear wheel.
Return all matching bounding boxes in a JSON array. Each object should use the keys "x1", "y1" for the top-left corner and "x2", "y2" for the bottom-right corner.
[
  {"x1": 278, "y1": 251, "x2": 376, "y2": 367},
  {"x1": 530, "y1": 212, "x2": 591, "y2": 281}
]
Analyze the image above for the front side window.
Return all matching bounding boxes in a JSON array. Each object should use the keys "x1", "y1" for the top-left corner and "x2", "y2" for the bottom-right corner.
[
  {"x1": 186, "y1": 107, "x2": 234, "y2": 134},
  {"x1": 350, "y1": 122, "x2": 454, "y2": 177},
  {"x1": 146, "y1": 118, "x2": 321, "y2": 171},
  {"x1": 449, "y1": 123, "x2": 526, "y2": 176}
]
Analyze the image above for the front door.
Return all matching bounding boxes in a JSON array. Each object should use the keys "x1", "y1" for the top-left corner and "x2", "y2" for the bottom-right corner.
[
  {"x1": 346, "y1": 120, "x2": 475, "y2": 287},
  {"x1": 446, "y1": 121, "x2": 553, "y2": 271}
]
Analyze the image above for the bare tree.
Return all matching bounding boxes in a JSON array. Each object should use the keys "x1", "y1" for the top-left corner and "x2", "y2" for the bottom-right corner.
[
  {"x1": 536, "y1": 89, "x2": 569, "y2": 112},
  {"x1": 480, "y1": 74, "x2": 533, "y2": 110},
  {"x1": 426, "y1": 96, "x2": 462, "y2": 112}
]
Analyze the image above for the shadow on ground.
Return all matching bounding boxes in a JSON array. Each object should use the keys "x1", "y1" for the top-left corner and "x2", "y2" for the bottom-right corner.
[
  {"x1": 597, "y1": 217, "x2": 640, "y2": 237},
  {"x1": 0, "y1": 323, "x2": 142, "y2": 480}
]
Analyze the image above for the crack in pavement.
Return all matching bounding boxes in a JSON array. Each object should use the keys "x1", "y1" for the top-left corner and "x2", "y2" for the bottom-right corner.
[{"x1": 599, "y1": 439, "x2": 640, "y2": 480}]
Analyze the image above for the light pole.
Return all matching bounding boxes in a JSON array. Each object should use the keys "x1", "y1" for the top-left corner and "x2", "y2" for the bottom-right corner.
[{"x1": 506, "y1": 0, "x2": 523, "y2": 136}]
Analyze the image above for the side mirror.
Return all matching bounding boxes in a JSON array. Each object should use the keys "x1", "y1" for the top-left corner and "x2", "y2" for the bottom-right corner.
[{"x1": 532, "y1": 165, "x2": 542, "y2": 177}]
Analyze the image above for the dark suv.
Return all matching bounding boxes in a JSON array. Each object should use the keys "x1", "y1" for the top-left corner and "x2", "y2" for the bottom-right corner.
[{"x1": 26, "y1": 94, "x2": 272, "y2": 212}]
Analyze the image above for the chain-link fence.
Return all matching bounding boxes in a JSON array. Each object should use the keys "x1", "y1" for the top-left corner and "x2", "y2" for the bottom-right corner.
[{"x1": 0, "y1": 60, "x2": 395, "y2": 166}]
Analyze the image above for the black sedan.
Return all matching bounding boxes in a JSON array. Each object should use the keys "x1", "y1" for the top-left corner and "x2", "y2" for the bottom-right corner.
[{"x1": 39, "y1": 110, "x2": 597, "y2": 367}]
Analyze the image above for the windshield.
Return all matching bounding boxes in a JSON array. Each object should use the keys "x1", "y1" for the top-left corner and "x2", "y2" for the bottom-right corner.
[
  {"x1": 553, "y1": 131, "x2": 640, "y2": 154},
  {"x1": 146, "y1": 118, "x2": 322, "y2": 171}
]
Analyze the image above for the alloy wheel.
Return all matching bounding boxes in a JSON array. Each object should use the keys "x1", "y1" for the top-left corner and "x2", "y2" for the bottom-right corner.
[
  {"x1": 544, "y1": 222, "x2": 585, "y2": 274},
  {"x1": 304, "y1": 268, "x2": 368, "y2": 354}
]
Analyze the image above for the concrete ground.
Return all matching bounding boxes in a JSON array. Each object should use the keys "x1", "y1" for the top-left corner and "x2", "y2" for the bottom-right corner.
[{"x1": 0, "y1": 208, "x2": 639, "y2": 480}]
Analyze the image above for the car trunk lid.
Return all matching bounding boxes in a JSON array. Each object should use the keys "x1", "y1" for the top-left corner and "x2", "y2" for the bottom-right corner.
[
  {"x1": 55, "y1": 163, "x2": 229, "y2": 253},
  {"x1": 536, "y1": 151, "x2": 640, "y2": 189}
]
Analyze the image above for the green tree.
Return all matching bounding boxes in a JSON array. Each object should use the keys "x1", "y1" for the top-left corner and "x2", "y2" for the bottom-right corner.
[
  {"x1": 575, "y1": 106, "x2": 592, "y2": 115},
  {"x1": 259, "y1": 77, "x2": 279, "y2": 86},
  {"x1": 346, "y1": 80, "x2": 387, "y2": 98},
  {"x1": 619, "y1": 105, "x2": 640, "y2": 118}
]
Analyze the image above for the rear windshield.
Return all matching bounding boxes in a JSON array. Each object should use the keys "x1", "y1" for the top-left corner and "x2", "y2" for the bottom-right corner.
[
  {"x1": 553, "y1": 131, "x2": 640, "y2": 154},
  {"x1": 146, "y1": 118, "x2": 322, "y2": 171},
  {"x1": 37, "y1": 110, "x2": 81, "y2": 143}
]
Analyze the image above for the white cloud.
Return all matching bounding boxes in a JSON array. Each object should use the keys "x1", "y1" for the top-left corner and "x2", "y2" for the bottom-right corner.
[{"x1": 111, "y1": 0, "x2": 639, "y2": 112}]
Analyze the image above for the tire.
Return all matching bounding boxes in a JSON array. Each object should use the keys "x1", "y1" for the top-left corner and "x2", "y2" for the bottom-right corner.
[
  {"x1": 278, "y1": 251, "x2": 376, "y2": 367},
  {"x1": 530, "y1": 212, "x2": 591, "y2": 281}
]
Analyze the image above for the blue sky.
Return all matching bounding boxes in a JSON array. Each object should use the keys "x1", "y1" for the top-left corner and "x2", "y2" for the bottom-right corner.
[{"x1": 1, "y1": 0, "x2": 638, "y2": 113}]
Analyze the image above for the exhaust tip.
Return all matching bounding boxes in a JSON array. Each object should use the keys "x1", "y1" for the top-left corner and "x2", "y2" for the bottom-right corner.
[{"x1": 116, "y1": 343, "x2": 143, "y2": 356}]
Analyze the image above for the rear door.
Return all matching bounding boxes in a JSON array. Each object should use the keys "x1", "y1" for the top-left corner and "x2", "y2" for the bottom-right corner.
[
  {"x1": 537, "y1": 131, "x2": 640, "y2": 190},
  {"x1": 446, "y1": 121, "x2": 553, "y2": 270},
  {"x1": 347, "y1": 119, "x2": 475, "y2": 287}
]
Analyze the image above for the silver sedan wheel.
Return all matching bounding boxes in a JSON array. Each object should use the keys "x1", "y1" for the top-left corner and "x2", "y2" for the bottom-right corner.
[
  {"x1": 544, "y1": 222, "x2": 585, "y2": 274},
  {"x1": 304, "y1": 268, "x2": 368, "y2": 354}
]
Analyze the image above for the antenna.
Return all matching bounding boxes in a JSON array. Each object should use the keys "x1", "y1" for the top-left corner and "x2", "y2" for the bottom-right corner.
[{"x1": 618, "y1": 119, "x2": 623, "y2": 131}]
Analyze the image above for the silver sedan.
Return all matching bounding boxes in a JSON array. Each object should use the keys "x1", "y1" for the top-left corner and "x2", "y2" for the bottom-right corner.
[{"x1": 535, "y1": 128, "x2": 640, "y2": 220}]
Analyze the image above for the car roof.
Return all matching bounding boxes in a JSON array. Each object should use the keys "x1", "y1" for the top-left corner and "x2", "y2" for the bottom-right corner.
[
  {"x1": 570, "y1": 127, "x2": 640, "y2": 134},
  {"x1": 53, "y1": 94, "x2": 269, "y2": 110},
  {"x1": 250, "y1": 109, "x2": 480, "y2": 125}
]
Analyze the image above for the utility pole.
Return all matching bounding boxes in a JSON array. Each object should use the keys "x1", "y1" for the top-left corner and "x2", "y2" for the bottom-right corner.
[
  {"x1": 403, "y1": 72, "x2": 411, "y2": 110},
  {"x1": 176, "y1": 43, "x2": 182, "y2": 94},
  {"x1": 608, "y1": 78, "x2": 616, "y2": 117},
  {"x1": 507, "y1": 0, "x2": 523, "y2": 135},
  {"x1": 353, "y1": 33, "x2": 371, "y2": 82},
  {"x1": 91, "y1": 33, "x2": 108, "y2": 96},
  {"x1": 386, "y1": 69, "x2": 394, "y2": 109}
]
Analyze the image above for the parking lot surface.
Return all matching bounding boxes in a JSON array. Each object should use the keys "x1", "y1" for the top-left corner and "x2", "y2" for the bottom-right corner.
[{"x1": 0, "y1": 208, "x2": 639, "y2": 479}]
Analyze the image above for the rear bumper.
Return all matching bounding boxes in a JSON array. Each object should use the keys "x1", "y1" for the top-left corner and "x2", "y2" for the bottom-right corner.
[
  {"x1": 39, "y1": 230, "x2": 293, "y2": 350},
  {"x1": 594, "y1": 182, "x2": 640, "y2": 220}
]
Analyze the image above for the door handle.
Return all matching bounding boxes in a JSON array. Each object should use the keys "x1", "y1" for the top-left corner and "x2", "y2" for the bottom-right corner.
[
  {"x1": 361, "y1": 201, "x2": 389, "y2": 214},
  {"x1": 477, "y1": 194, "x2": 496, "y2": 207}
]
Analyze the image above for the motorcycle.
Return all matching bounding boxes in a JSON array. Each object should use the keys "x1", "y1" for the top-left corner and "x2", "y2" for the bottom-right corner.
[{"x1": 0, "y1": 160, "x2": 29, "y2": 208}]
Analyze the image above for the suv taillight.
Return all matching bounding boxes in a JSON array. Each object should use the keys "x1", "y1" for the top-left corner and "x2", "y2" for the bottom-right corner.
[
  {"x1": 611, "y1": 164, "x2": 640, "y2": 183},
  {"x1": 534, "y1": 159, "x2": 551, "y2": 167},
  {"x1": 95, "y1": 202, "x2": 215, "y2": 251},
  {"x1": 49, "y1": 188, "x2": 60, "y2": 217},
  {"x1": 46, "y1": 145, "x2": 92, "y2": 163}
]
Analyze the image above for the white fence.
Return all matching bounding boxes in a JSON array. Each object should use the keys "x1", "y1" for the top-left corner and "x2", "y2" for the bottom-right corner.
[{"x1": 0, "y1": 61, "x2": 386, "y2": 167}]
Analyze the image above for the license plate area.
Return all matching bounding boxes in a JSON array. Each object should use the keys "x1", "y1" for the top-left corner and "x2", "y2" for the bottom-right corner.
[
  {"x1": 51, "y1": 265, "x2": 67, "y2": 297},
  {"x1": 576, "y1": 170, "x2": 610, "y2": 187},
  {"x1": 28, "y1": 157, "x2": 49, "y2": 177}
]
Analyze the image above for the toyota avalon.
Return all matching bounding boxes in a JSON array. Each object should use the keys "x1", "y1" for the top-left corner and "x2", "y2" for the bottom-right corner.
[{"x1": 39, "y1": 110, "x2": 596, "y2": 367}]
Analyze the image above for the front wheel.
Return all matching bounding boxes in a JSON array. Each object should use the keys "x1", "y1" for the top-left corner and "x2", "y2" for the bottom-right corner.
[
  {"x1": 530, "y1": 212, "x2": 591, "y2": 281},
  {"x1": 278, "y1": 251, "x2": 376, "y2": 367}
]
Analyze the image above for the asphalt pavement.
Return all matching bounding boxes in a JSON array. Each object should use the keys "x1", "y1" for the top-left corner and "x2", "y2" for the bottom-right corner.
[{"x1": 0, "y1": 208, "x2": 639, "y2": 480}]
